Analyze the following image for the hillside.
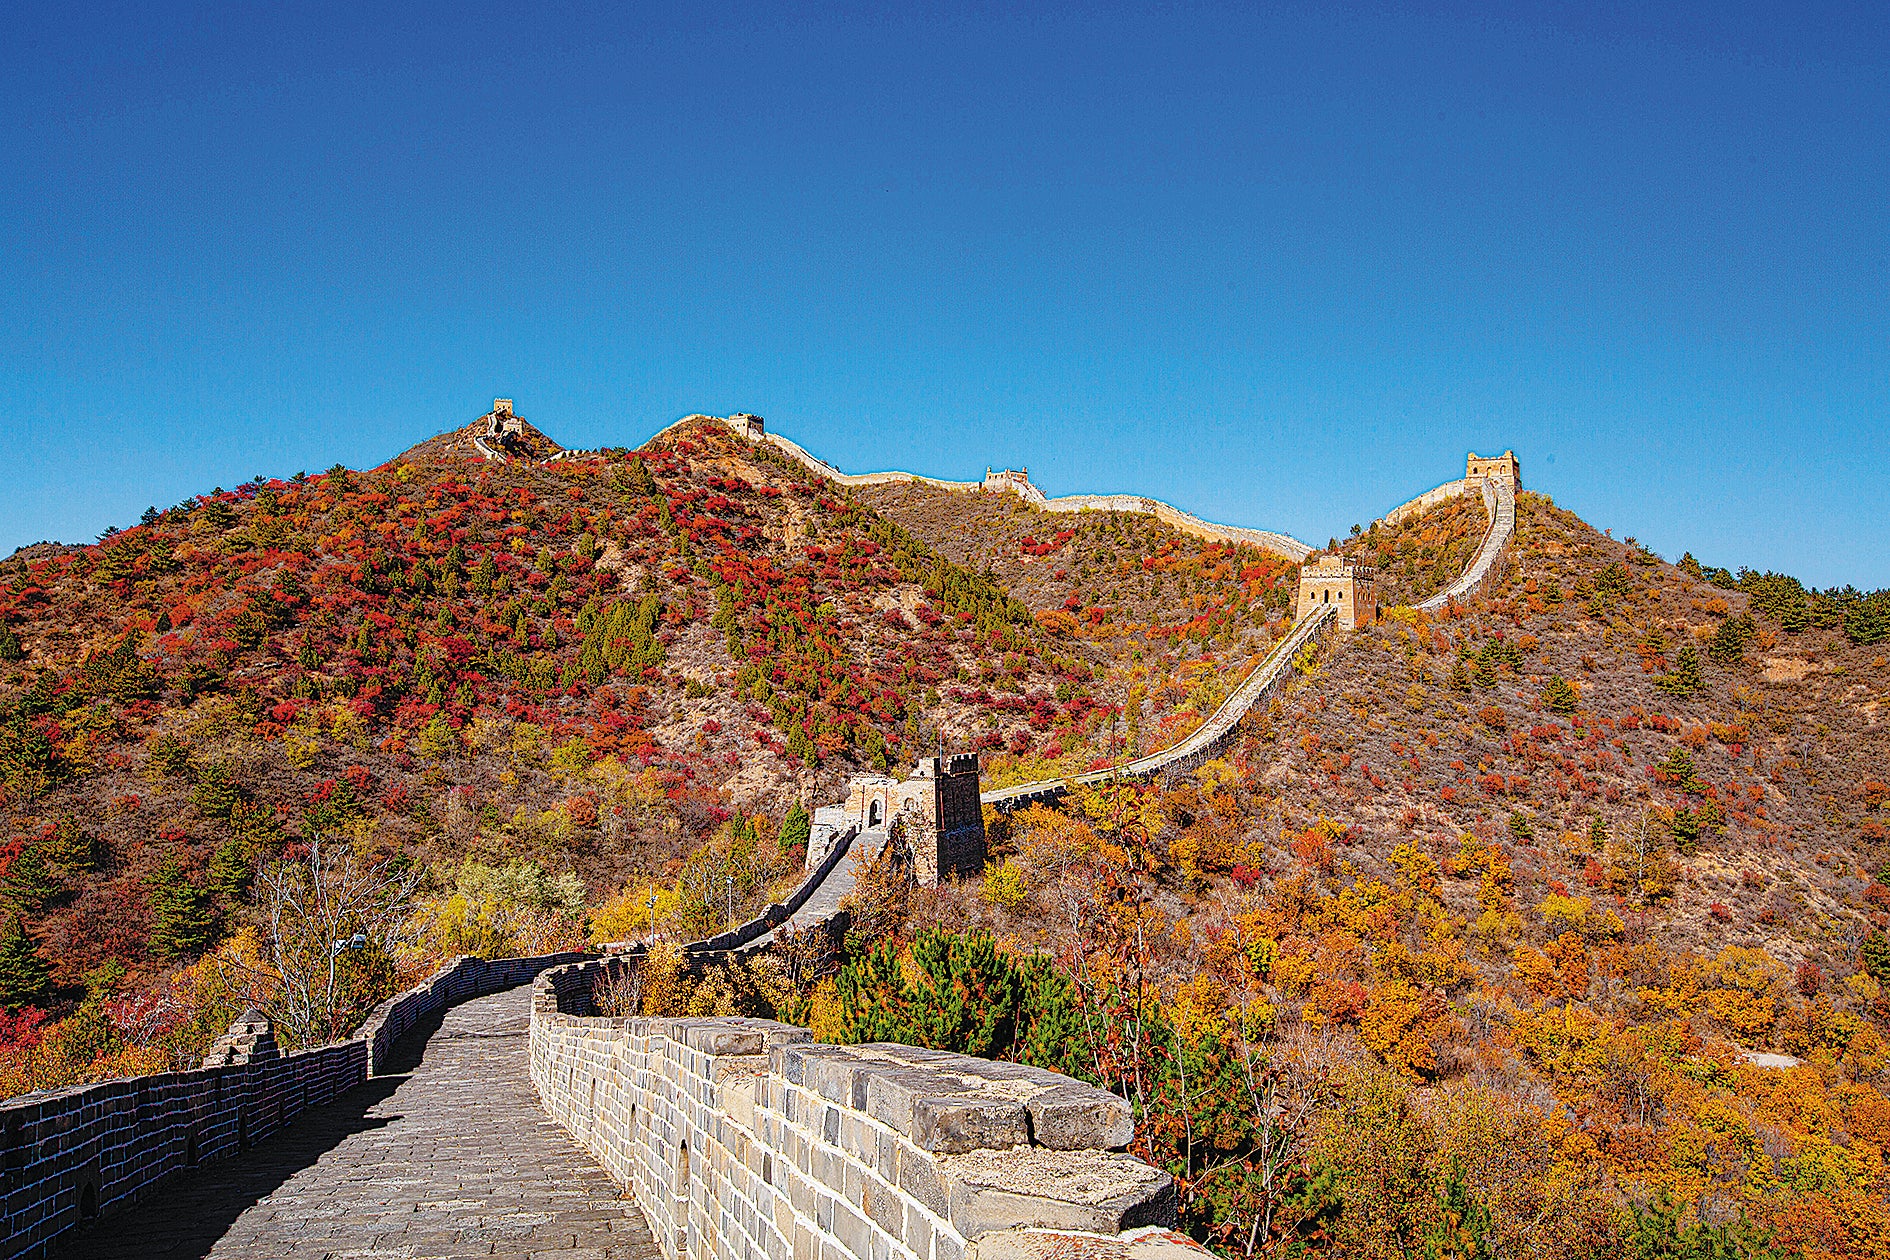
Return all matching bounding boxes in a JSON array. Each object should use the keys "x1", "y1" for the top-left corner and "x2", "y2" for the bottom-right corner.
[
  {"x1": 5, "y1": 412, "x2": 1890, "y2": 1257},
  {"x1": 856, "y1": 479, "x2": 1304, "y2": 784},
  {"x1": 862, "y1": 487, "x2": 1890, "y2": 1259},
  {"x1": 0, "y1": 415, "x2": 1105, "y2": 1012}
]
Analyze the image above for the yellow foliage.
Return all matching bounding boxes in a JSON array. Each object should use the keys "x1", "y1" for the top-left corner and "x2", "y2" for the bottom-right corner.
[
  {"x1": 1272, "y1": 950, "x2": 1317, "y2": 991},
  {"x1": 1388, "y1": 843, "x2": 1441, "y2": 898},
  {"x1": 590, "y1": 881, "x2": 685, "y2": 943},
  {"x1": 282, "y1": 715, "x2": 322, "y2": 770},
  {"x1": 1359, "y1": 975, "x2": 1446, "y2": 1078},
  {"x1": 1169, "y1": 974, "x2": 1230, "y2": 1046},
  {"x1": 636, "y1": 941, "x2": 689, "y2": 1016},
  {"x1": 1538, "y1": 892, "x2": 1624, "y2": 940},
  {"x1": 982, "y1": 860, "x2": 1028, "y2": 909}
]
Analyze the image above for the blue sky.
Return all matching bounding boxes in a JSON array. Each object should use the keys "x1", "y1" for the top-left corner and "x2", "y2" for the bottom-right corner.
[{"x1": 3, "y1": 2, "x2": 1885, "y2": 586}]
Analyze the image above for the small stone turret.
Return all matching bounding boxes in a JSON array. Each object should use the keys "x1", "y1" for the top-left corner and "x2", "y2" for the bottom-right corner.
[
  {"x1": 1466, "y1": 450, "x2": 1520, "y2": 486},
  {"x1": 201, "y1": 1009, "x2": 280, "y2": 1067},
  {"x1": 1297, "y1": 554, "x2": 1378, "y2": 630},
  {"x1": 832, "y1": 753, "x2": 987, "y2": 886}
]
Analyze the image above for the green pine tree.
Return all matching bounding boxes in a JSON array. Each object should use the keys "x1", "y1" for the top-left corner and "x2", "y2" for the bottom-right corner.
[
  {"x1": 779, "y1": 802, "x2": 811, "y2": 862},
  {"x1": 1864, "y1": 932, "x2": 1890, "y2": 988},
  {"x1": 1846, "y1": 592, "x2": 1890, "y2": 646},
  {"x1": 146, "y1": 858, "x2": 215, "y2": 960},
  {"x1": 1655, "y1": 647, "x2": 1703, "y2": 697},
  {"x1": 1710, "y1": 615, "x2": 1754, "y2": 665},
  {"x1": 1423, "y1": 1170, "x2": 1495, "y2": 1260},
  {"x1": 0, "y1": 915, "x2": 50, "y2": 1008},
  {"x1": 44, "y1": 816, "x2": 103, "y2": 873},
  {"x1": 1658, "y1": 747, "x2": 1704, "y2": 792},
  {"x1": 0, "y1": 623, "x2": 21, "y2": 662},
  {"x1": 1541, "y1": 676, "x2": 1580, "y2": 716},
  {"x1": 207, "y1": 837, "x2": 257, "y2": 906},
  {"x1": 1, "y1": 841, "x2": 64, "y2": 913}
]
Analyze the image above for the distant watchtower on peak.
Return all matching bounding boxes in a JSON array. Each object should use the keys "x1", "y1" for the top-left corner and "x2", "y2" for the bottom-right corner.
[
  {"x1": 1297, "y1": 554, "x2": 1378, "y2": 630},
  {"x1": 1466, "y1": 450, "x2": 1520, "y2": 487}
]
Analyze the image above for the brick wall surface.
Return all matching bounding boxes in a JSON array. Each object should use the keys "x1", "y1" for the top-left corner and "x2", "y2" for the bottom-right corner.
[
  {"x1": 0, "y1": 951, "x2": 585, "y2": 1259},
  {"x1": 531, "y1": 959, "x2": 1209, "y2": 1260}
]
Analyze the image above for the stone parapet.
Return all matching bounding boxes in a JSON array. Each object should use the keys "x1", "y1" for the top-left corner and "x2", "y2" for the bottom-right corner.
[
  {"x1": 0, "y1": 1037, "x2": 364, "y2": 1260},
  {"x1": 354, "y1": 950, "x2": 590, "y2": 1075},
  {"x1": 530, "y1": 959, "x2": 1206, "y2": 1260},
  {"x1": 1415, "y1": 478, "x2": 1515, "y2": 612},
  {"x1": 1, "y1": 950, "x2": 587, "y2": 1259}
]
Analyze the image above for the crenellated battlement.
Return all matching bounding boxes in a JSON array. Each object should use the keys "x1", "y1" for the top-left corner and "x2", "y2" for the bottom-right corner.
[{"x1": 530, "y1": 957, "x2": 1204, "y2": 1259}]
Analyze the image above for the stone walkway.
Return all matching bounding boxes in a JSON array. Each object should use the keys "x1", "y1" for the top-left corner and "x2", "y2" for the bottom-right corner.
[
  {"x1": 750, "y1": 827, "x2": 886, "y2": 949},
  {"x1": 57, "y1": 987, "x2": 658, "y2": 1259}
]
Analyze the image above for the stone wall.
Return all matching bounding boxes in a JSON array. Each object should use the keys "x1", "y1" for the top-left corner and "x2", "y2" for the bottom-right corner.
[
  {"x1": 354, "y1": 951, "x2": 590, "y2": 1075},
  {"x1": 530, "y1": 958, "x2": 1208, "y2": 1260},
  {"x1": 664, "y1": 413, "x2": 1313, "y2": 562},
  {"x1": 982, "y1": 604, "x2": 1338, "y2": 812},
  {"x1": 1, "y1": 951, "x2": 584, "y2": 1259},
  {"x1": 1039, "y1": 493, "x2": 1313, "y2": 562},
  {"x1": 1414, "y1": 478, "x2": 1515, "y2": 613},
  {"x1": 0, "y1": 1038, "x2": 365, "y2": 1259}
]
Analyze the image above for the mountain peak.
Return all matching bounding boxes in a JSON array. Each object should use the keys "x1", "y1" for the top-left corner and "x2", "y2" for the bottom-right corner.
[{"x1": 396, "y1": 397, "x2": 564, "y2": 465}]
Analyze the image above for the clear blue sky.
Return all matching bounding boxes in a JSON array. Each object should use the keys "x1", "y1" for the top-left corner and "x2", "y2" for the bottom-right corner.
[{"x1": 4, "y1": 2, "x2": 1885, "y2": 586}]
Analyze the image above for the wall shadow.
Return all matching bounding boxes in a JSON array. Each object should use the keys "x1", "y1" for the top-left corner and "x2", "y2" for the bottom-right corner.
[{"x1": 46, "y1": 1012, "x2": 458, "y2": 1260}]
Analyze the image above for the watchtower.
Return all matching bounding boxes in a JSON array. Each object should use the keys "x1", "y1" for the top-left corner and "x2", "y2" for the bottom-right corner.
[
  {"x1": 834, "y1": 753, "x2": 987, "y2": 886},
  {"x1": 728, "y1": 413, "x2": 766, "y2": 441},
  {"x1": 1297, "y1": 554, "x2": 1378, "y2": 629},
  {"x1": 983, "y1": 468, "x2": 1032, "y2": 495},
  {"x1": 906, "y1": 754, "x2": 986, "y2": 885},
  {"x1": 1466, "y1": 450, "x2": 1520, "y2": 487}
]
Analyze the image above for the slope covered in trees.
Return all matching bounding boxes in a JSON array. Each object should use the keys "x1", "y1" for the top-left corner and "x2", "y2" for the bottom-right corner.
[
  {"x1": 0, "y1": 416, "x2": 1102, "y2": 1089},
  {"x1": 7, "y1": 410, "x2": 1890, "y2": 1259},
  {"x1": 764, "y1": 489, "x2": 1890, "y2": 1259}
]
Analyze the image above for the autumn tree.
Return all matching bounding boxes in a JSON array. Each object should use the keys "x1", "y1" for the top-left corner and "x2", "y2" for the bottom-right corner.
[
  {"x1": 0, "y1": 916, "x2": 50, "y2": 1008},
  {"x1": 228, "y1": 836, "x2": 420, "y2": 1047},
  {"x1": 146, "y1": 858, "x2": 215, "y2": 960}
]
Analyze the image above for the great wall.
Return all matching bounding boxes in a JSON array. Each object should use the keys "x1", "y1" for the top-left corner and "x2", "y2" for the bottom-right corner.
[{"x1": 2, "y1": 408, "x2": 1519, "y2": 1259}]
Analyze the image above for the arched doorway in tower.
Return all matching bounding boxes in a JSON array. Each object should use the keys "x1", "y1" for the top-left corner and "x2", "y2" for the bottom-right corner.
[{"x1": 868, "y1": 799, "x2": 883, "y2": 828}]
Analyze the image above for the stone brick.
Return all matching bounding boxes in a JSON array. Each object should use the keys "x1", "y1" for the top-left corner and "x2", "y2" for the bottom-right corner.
[
  {"x1": 911, "y1": 1097, "x2": 1030, "y2": 1155},
  {"x1": 1023, "y1": 1084, "x2": 1134, "y2": 1151}
]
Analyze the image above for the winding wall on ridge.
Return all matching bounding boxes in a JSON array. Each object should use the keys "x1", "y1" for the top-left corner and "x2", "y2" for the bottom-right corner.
[
  {"x1": 670, "y1": 431, "x2": 1520, "y2": 947},
  {"x1": 663, "y1": 416, "x2": 1315, "y2": 561},
  {"x1": 530, "y1": 956, "x2": 1208, "y2": 1260}
]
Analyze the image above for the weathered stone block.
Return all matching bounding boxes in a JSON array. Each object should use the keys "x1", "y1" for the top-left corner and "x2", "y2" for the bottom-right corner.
[
  {"x1": 1023, "y1": 1085, "x2": 1134, "y2": 1151},
  {"x1": 911, "y1": 1097, "x2": 1029, "y2": 1155},
  {"x1": 938, "y1": 1149, "x2": 1175, "y2": 1239}
]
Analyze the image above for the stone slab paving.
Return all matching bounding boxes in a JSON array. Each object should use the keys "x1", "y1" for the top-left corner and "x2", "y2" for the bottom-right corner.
[
  {"x1": 56, "y1": 986, "x2": 658, "y2": 1260},
  {"x1": 750, "y1": 827, "x2": 887, "y2": 949}
]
